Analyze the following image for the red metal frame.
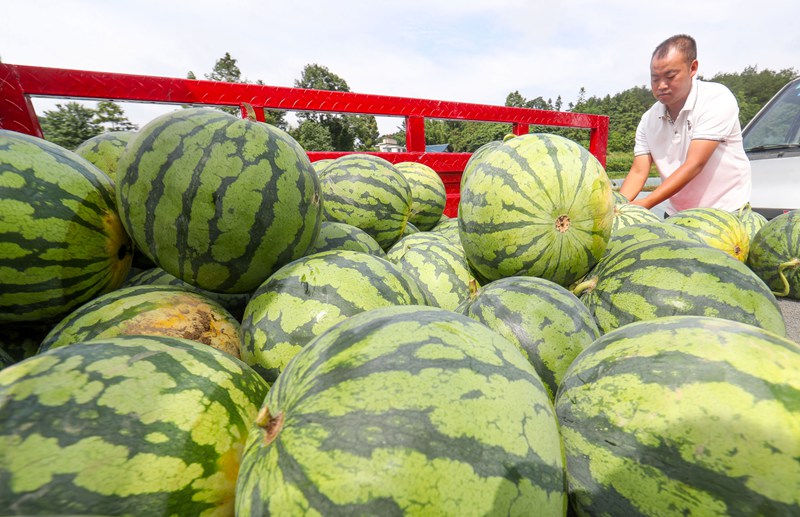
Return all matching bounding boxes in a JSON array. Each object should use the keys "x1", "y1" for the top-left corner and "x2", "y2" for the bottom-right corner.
[{"x1": 0, "y1": 63, "x2": 608, "y2": 216}]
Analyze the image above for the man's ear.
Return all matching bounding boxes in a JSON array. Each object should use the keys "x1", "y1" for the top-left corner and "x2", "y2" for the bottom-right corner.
[{"x1": 689, "y1": 59, "x2": 699, "y2": 78}]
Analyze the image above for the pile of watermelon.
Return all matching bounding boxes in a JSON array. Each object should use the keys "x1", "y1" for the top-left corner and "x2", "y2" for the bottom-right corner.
[{"x1": 1, "y1": 107, "x2": 799, "y2": 516}]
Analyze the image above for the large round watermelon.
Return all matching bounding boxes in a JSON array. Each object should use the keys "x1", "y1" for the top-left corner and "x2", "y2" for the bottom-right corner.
[
  {"x1": 604, "y1": 221, "x2": 707, "y2": 258},
  {"x1": 236, "y1": 305, "x2": 567, "y2": 515},
  {"x1": 240, "y1": 249, "x2": 430, "y2": 383},
  {"x1": 306, "y1": 221, "x2": 386, "y2": 257},
  {"x1": 458, "y1": 276, "x2": 599, "y2": 400},
  {"x1": 38, "y1": 284, "x2": 242, "y2": 358},
  {"x1": 0, "y1": 130, "x2": 133, "y2": 323},
  {"x1": 555, "y1": 315, "x2": 800, "y2": 516},
  {"x1": 459, "y1": 133, "x2": 614, "y2": 286},
  {"x1": 747, "y1": 209, "x2": 800, "y2": 298},
  {"x1": 116, "y1": 108, "x2": 322, "y2": 294},
  {"x1": 319, "y1": 154, "x2": 411, "y2": 250},
  {"x1": 576, "y1": 238, "x2": 786, "y2": 335},
  {"x1": 0, "y1": 335, "x2": 269, "y2": 515},
  {"x1": 736, "y1": 202, "x2": 768, "y2": 242},
  {"x1": 611, "y1": 203, "x2": 661, "y2": 233}
]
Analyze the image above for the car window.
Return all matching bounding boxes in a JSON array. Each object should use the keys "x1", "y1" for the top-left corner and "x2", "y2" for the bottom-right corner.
[{"x1": 743, "y1": 79, "x2": 800, "y2": 150}]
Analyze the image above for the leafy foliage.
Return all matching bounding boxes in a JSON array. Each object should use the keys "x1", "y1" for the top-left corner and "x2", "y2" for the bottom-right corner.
[{"x1": 39, "y1": 101, "x2": 137, "y2": 150}]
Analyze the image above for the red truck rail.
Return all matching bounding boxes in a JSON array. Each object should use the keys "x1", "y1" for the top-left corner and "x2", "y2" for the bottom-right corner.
[{"x1": 0, "y1": 63, "x2": 608, "y2": 216}]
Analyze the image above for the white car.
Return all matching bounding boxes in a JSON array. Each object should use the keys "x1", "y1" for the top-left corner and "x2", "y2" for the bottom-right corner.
[{"x1": 742, "y1": 77, "x2": 800, "y2": 219}]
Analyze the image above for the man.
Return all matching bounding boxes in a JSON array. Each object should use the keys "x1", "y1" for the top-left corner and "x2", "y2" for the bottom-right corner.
[{"x1": 619, "y1": 34, "x2": 751, "y2": 215}]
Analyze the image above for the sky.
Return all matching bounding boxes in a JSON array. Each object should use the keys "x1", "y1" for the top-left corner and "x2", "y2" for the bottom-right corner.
[{"x1": 1, "y1": 0, "x2": 797, "y2": 135}]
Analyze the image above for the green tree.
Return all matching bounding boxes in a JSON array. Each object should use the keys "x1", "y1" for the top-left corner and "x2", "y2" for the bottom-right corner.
[
  {"x1": 293, "y1": 64, "x2": 379, "y2": 151},
  {"x1": 290, "y1": 120, "x2": 334, "y2": 151},
  {"x1": 39, "y1": 102, "x2": 103, "y2": 150},
  {"x1": 95, "y1": 101, "x2": 138, "y2": 132}
]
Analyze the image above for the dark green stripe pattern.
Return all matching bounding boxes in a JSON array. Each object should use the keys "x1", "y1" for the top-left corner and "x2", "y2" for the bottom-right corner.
[
  {"x1": 306, "y1": 221, "x2": 386, "y2": 257},
  {"x1": 74, "y1": 131, "x2": 135, "y2": 181},
  {"x1": 0, "y1": 335, "x2": 269, "y2": 516},
  {"x1": 459, "y1": 133, "x2": 614, "y2": 287},
  {"x1": 459, "y1": 276, "x2": 599, "y2": 400},
  {"x1": 579, "y1": 237, "x2": 786, "y2": 335},
  {"x1": 236, "y1": 305, "x2": 566, "y2": 516},
  {"x1": 319, "y1": 154, "x2": 412, "y2": 250},
  {"x1": 611, "y1": 204, "x2": 661, "y2": 233},
  {"x1": 747, "y1": 210, "x2": 800, "y2": 298},
  {"x1": 240, "y1": 250, "x2": 430, "y2": 384},
  {"x1": 555, "y1": 315, "x2": 800, "y2": 517},
  {"x1": 386, "y1": 238, "x2": 475, "y2": 311},
  {"x1": 116, "y1": 108, "x2": 322, "y2": 294},
  {"x1": 0, "y1": 130, "x2": 132, "y2": 323},
  {"x1": 604, "y1": 221, "x2": 706, "y2": 258},
  {"x1": 666, "y1": 207, "x2": 750, "y2": 261},
  {"x1": 395, "y1": 161, "x2": 446, "y2": 231}
]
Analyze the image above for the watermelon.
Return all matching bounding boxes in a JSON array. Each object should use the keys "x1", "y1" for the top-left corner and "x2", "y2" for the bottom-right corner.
[
  {"x1": 306, "y1": 221, "x2": 386, "y2": 257},
  {"x1": 240, "y1": 249, "x2": 430, "y2": 383},
  {"x1": 460, "y1": 136, "x2": 510, "y2": 190},
  {"x1": 0, "y1": 335, "x2": 269, "y2": 515},
  {"x1": 747, "y1": 210, "x2": 800, "y2": 298},
  {"x1": 458, "y1": 276, "x2": 600, "y2": 400},
  {"x1": 667, "y1": 207, "x2": 750, "y2": 262},
  {"x1": 74, "y1": 131, "x2": 135, "y2": 181},
  {"x1": 235, "y1": 305, "x2": 567, "y2": 516},
  {"x1": 575, "y1": 238, "x2": 786, "y2": 336},
  {"x1": 604, "y1": 220, "x2": 707, "y2": 257},
  {"x1": 318, "y1": 154, "x2": 411, "y2": 250},
  {"x1": 123, "y1": 267, "x2": 251, "y2": 321},
  {"x1": 430, "y1": 217, "x2": 461, "y2": 247},
  {"x1": 737, "y1": 202, "x2": 768, "y2": 242},
  {"x1": 555, "y1": 315, "x2": 800, "y2": 516},
  {"x1": 38, "y1": 284, "x2": 242, "y2": 358},
  {"x1": 395, "y1": 161, "x2": 446, "y2": 231},
  {"x1": 401, "y1": 220, "x2": 420, "y2": 237},
  {"x1": 459, "y1": 133, "x2": 614, "y2": 286},
  {"x1": 611, "y1": 203, "x2": 661, "y2": 232},
  {"x1": 311, "y1": 158, "x2": 334, "y2": 176},
  {"x1": 0, "y1": 130, "x2": 134, "y2": 323},
  {"x1": 116, "y1": 107, "x2": 322, "y2": 294},
  {"x1": 386, "y1": 238, "x2": 475, "y2": 310},
  {"x1": 612, "y1": 190, "x2": 629, "y2": 204}
]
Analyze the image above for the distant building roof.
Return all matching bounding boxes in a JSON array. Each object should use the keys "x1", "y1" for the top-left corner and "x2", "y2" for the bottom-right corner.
[{"x1": 425, "y1": 143, "x2": 451, "y2": 152}]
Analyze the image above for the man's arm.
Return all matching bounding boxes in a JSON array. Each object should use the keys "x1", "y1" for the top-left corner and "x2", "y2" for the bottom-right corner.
[
  {"x1": 631, "y1": 139, "x2": 720, "y2": 209},
  {"x1": 618, "y1": 154, "x2": 653, "y2": 202}
]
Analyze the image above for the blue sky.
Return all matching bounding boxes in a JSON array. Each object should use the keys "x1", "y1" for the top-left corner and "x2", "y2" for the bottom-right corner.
[{"x1": 2, "y1": 0, "x2": 797, "y2": 134}]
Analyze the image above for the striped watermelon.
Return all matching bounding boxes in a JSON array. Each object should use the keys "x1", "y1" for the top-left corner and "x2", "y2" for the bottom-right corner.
[
  {"x1": 737, "y1": 203, "x2": 768, "y2": 242},
  {"x1": 319, "y1": 154, "x2": 411, "y2": 250},
  {"x1": 460, "y1": 136, "x2": 510, "y2": 190},
  {"x1": 240, "y1": 249, "x2": 429, "y2": 383},
  {"x1": 116, "y1": 108, "x2": 322, "y2": 294},
  {"x1": 458, "y1": 276, "x2": 599, "y2": 400},
  {"x1": 575, "y1": 238, "x2": 786, "y2": 336},
  {"x1": 430, "y1": 216, "x2": 461, "y2": 247},
  {"x1": 395, "y1": 161, "x2": 446, "y2": 231},
  {"x1": 667, "y1": 207, "x2": 750, "y2": 262},
  {"x1": 386, "y1": 238, "x2": 475, "y2": 310},
  {"x1": 555, "y1": 316, "x2": 800, "y2": 516},
  {"x1": 38, "y1": 284, "x2": 242, "y2": 358},
  {"x1": 123, "y1": 267, "x2": 251, "y2": 321},
  {"x1": 459, "y1": 133, "x2": 614, "y2": 286},
  {"x1": 747, "y1": 210, "x2": 800, "y2": 298},
  {"x1": 0, "y1": 335, "x2": 269, "y2": 515},
  {"x1": 311, "y1": 158, "x2": 335, "y2": 176},
  {"x1": 401, "y1": 220, "x2": 420, "y2": 237},
  {"x1": 0, "y1": 130, "x2": 133, "y2": 323},
  {"x1": 612, "y1": 190, "x2": 629, "y2": 204},
  {"x1": 611, "y1": 203, "x2": 661, "y2": 233},
  {"x1": 235, "y1": 305, "x2": 567, "y2": 516},
  {"x1": 306, "y1": 221, "x2": 386, "y2": 257},
  {"x1": 74, "y1": 131, "x2": 134, "y2": 181},
  {"x1": 604, "y1": 221, "x2": 707, "y2": 257}
]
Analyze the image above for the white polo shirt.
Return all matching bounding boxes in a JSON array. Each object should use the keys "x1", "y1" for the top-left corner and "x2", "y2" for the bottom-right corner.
[{"x1": 634, "y1": 79, "x2": 752, "y2": 215}]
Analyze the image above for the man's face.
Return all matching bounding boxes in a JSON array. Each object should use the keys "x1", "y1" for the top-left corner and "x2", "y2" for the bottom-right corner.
[{"x1": 650, "y1": 48, "x2": 698, "y2": 114}]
